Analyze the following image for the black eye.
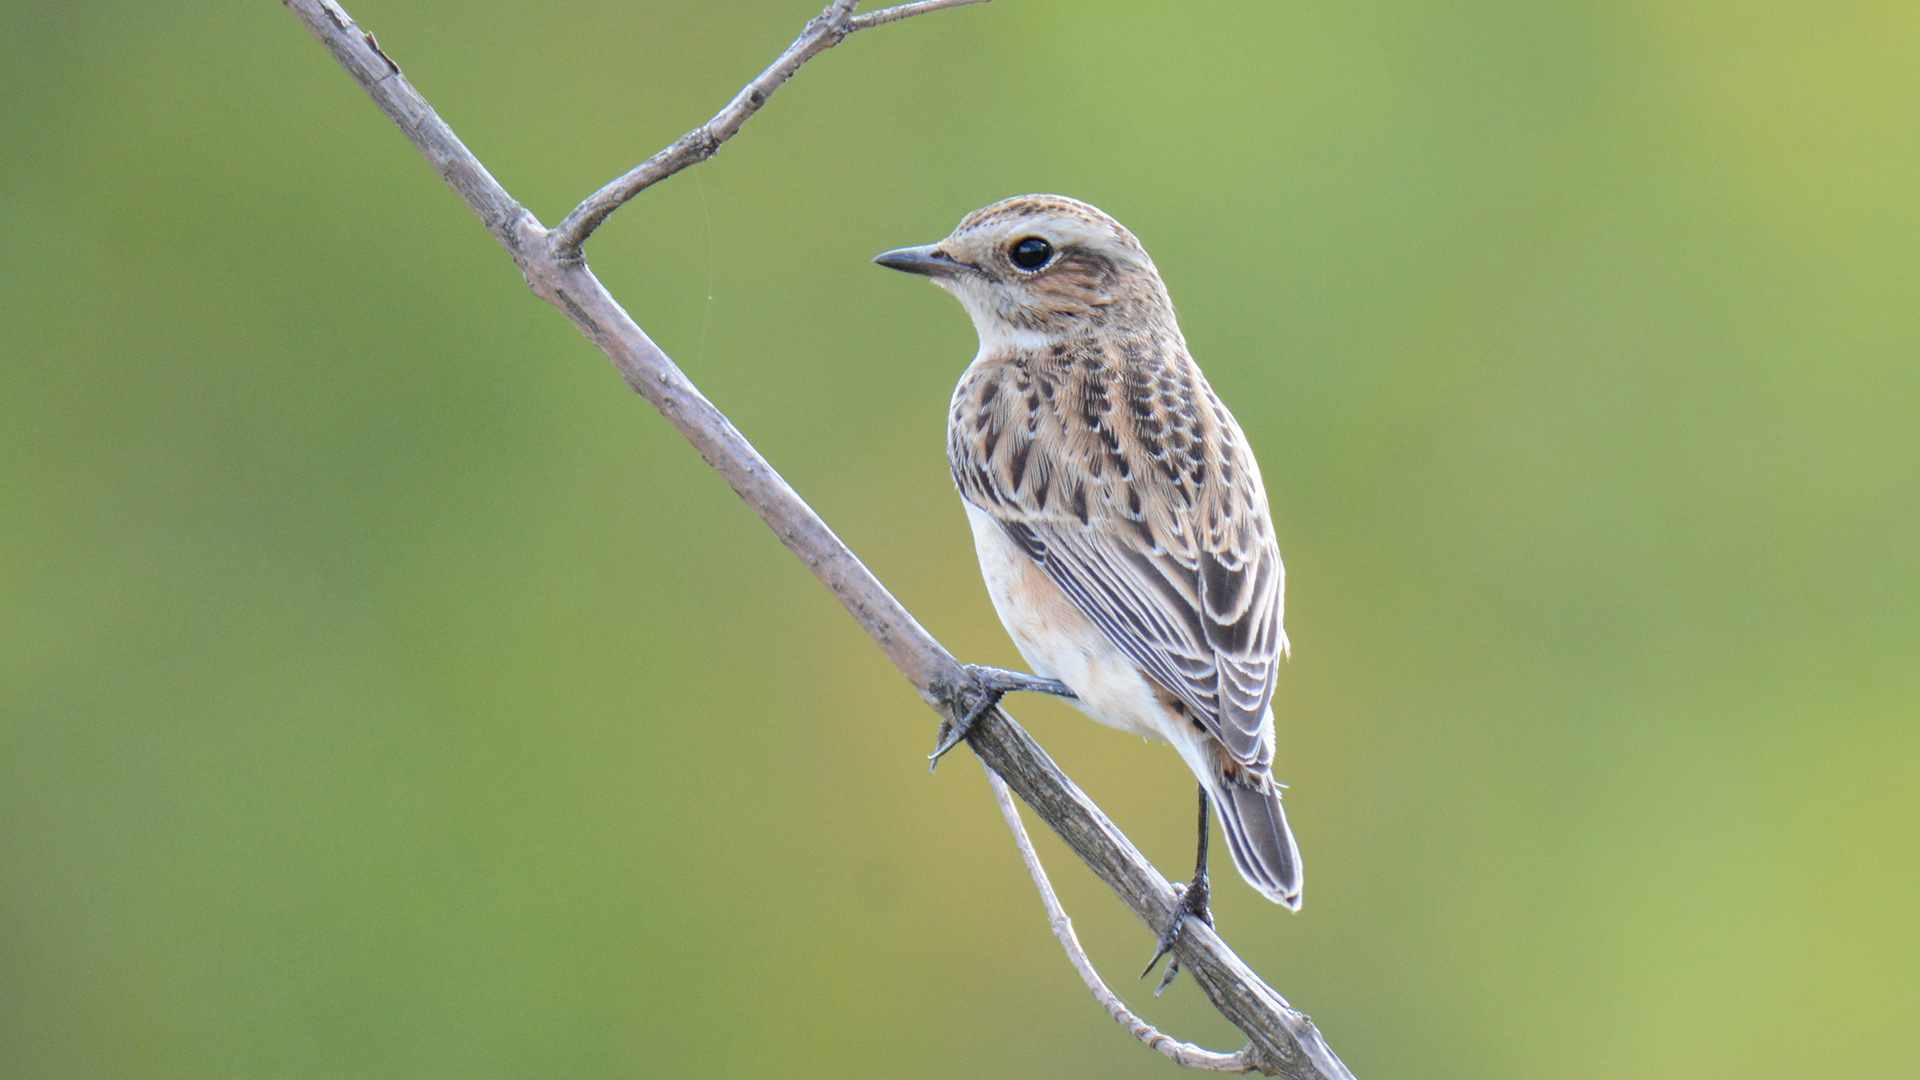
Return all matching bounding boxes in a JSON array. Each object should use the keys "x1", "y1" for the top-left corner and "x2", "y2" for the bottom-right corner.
[{"x1": 1009, "y1": 236, "x2": 1053, "y2": 270}]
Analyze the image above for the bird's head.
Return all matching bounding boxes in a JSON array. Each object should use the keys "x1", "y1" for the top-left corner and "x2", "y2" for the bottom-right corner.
[{"x1": 874, "y1": 195, "x2": 1174, "y2": 351}]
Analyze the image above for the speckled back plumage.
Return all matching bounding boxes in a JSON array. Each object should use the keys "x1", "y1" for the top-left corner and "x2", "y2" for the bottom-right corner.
[{"x1": 945, "y1": 200, "x2": 1287, "y2": 771}]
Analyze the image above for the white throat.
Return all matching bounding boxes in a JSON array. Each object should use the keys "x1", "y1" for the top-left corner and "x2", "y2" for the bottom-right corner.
[
  {"x1": 935, "y1": 276, "x2": 1066, "y2": 355},
  {"x1": 971, "y1": 320, "x2": 1059, "y2": 354}
]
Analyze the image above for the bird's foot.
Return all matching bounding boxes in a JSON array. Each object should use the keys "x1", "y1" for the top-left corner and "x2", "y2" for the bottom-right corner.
[
  {"x1": 928, "y1": 665, "x2": 1076, "y2": 771},
  {"x1": 1142, "y1": 868, "x2": 1212, "y2": 995}
]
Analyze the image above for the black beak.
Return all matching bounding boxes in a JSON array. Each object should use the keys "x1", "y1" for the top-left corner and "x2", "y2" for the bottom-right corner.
[{"x1": 872, "y1": 244, "x2": 969, "y2": 278}]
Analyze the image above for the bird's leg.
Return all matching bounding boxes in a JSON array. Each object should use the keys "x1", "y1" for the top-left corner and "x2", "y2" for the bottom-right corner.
[
  {"x1": 1143, "y1": 783, "x2": 1214, "y2": 994},
  {"x1": 928, "y1": 664, "x2": 1076, "y2": 770}
]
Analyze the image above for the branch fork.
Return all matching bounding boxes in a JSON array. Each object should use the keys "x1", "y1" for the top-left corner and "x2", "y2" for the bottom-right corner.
[{"x1": 282, "y1": 2, "x2": 1353, "y2": 1076}]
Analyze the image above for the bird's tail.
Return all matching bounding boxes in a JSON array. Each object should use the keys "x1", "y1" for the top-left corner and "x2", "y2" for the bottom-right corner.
[{"x1": 1210, "y1": 764, "x2": 1303, "y2": 911}]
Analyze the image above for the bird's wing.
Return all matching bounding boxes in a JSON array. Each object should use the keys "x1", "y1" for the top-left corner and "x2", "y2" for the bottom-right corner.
[
  {"x1": 998, "y1": 512, "x2": 1283, "y2": 767},
  {"x1": 950, "y1": 341, "x2": 1286, "y2": 766}
]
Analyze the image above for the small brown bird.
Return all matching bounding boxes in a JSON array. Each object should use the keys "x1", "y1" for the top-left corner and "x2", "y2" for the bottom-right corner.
[{"x1": 876, "y1": 195, "x2": 1302, "y2": 979}]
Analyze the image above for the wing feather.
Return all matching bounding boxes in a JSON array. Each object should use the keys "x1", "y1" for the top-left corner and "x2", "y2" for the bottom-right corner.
[{"x1": 951, "y1": 336, "x2": 1285, "y2": 767}]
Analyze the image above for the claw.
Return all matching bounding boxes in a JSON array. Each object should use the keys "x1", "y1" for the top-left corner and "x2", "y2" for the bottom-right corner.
[
  {"x1": 1143, "y1": 875, "x2": 1212, "y2": 994},
  {"x1": 928, "y1": 665, "x2": 1076, "y2": 771},
  {"x1": 927, "y1": 693, "x2": 991, "y2": 769},
  {"x1": 1144, "y1": 784, "x2": 1215, "y2": 993}
]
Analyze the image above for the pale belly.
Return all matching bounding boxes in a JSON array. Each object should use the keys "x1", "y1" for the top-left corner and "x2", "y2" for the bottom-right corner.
[{"x1": 963, "y1": 501, "x2": 1175, "y2": 743}]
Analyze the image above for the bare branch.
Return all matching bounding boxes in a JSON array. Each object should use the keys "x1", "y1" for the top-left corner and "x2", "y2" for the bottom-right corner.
[
  {"x1": 983, "y1": 762, "x2": 1258, "y2": 1073},
  {"x1": 282, "y1": 2, "x2": 1355, "y2": 1076},
  {"x1": 551, "y1": 0, "x2": 991, "y2": 258},
  {"x1": 849, "y1": 0, "x2": 996, "y2": 31},
  {"x1": 550, "y1": 0, "x2": 855, "y2": 256},
  {"x1": 963, "y1": 709, "x2": 1352, "y2": 1077},
  {"x1": 280, "y1": 0, "x2": 535, "y2": 258}
]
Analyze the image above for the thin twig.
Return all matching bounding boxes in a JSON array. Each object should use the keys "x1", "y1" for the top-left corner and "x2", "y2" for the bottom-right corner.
[
  {"x1": 281, "y1": 2, "x2": 1354, "y2": 1076},
  {"x1": 550, "y1": 0, "x2": 993, "y2": 257},
  {"x1": 849, "y1": 0, "x2": 995, "y2": 31},
  {"x1": 982, "y1": 762, "x2": 1258, "y2": 1073}
]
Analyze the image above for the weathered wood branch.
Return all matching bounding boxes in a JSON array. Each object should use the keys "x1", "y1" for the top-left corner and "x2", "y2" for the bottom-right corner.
[
  {"x1": 981, "y1": 762, "x2": 1258, "y2": 1072},
  {"x1": 281, "y1": 2, "x2": 1352, "y2": 1076}
]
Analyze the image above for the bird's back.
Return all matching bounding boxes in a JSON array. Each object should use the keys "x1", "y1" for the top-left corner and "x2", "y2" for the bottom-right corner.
[{"x1": 948, "y1": 331, "x2": 1288, "y2": 770}]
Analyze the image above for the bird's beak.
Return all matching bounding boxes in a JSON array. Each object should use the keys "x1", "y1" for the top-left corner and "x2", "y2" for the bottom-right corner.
[{"x1": 872, "y1": 243, "x2": 969, "y2": 278}]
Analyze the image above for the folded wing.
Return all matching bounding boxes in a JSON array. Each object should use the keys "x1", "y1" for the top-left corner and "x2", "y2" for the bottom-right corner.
[{"x1": 950, "y1": 337, "x2": 1286, "y2": 767}]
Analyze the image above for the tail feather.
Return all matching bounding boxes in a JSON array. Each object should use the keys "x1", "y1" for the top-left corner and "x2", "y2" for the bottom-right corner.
[{"x1": 1211, "y1": 773, "x2": 1303, "y2": 910}]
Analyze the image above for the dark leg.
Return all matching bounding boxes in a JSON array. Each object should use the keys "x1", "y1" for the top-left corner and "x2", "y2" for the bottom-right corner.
[
  {"x1": 928, "y1": 665, "x2": 1077, "y2": 770},
  {"x1": 1143, "y1": 783, "x2": 1214, "y2": 994}
]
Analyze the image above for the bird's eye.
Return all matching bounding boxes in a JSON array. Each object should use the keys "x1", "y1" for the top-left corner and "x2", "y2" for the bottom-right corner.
[{"x1": 1009, "y1": 236, "x2": 1053, "y2": 271}]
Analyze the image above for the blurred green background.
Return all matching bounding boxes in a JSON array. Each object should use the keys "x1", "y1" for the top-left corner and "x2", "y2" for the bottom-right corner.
[{"x1": 3, "y1": 1, "x2": 1917, "y2": 1077}]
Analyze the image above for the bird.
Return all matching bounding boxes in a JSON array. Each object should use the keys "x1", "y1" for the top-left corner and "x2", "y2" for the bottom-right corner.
[{"x1": 873, "y1": 195, "x2": 1302, "y2": 986}]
